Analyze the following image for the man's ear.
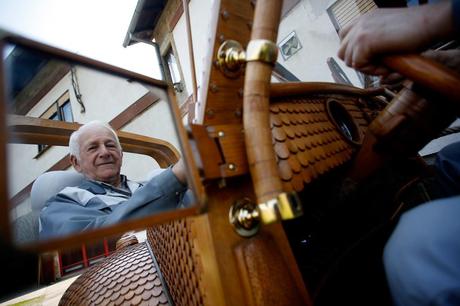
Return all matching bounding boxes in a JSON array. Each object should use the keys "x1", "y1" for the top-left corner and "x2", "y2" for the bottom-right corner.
[{"x1": 70, "y1": 155, "x2": 82, "y2": 172}]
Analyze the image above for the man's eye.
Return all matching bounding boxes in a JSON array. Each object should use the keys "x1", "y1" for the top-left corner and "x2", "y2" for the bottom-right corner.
[
  {"x1": 106, "y1": 143, "x2": 116, "y2": 148},
  {"x1": 87, "y1": 146, "x2": 96, "y2": 151}
]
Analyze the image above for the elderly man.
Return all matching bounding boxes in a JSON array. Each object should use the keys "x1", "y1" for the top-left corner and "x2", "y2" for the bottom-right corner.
[{"x1": 39, "y1": 120, "x2": 188, "y2": 240}]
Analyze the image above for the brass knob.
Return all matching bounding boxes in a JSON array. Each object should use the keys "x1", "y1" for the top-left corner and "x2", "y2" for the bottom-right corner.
[
  {"x1": 229, "y1": 198, "x2": 260, "y2": 237},
  {"x1": 216, "y1": 39, "x2": 278, "y2": 78},
  {"x1": 229, "y1": 192, "x2": 302, "y2": 237},
  {"x1": 216, "y1": 40, "x2": 246, "y2": 78}
]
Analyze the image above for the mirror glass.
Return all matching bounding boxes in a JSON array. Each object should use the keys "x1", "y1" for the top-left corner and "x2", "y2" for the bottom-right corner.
[{"x1": 2, "y1": 39, "x2": 199, "y2": 248}]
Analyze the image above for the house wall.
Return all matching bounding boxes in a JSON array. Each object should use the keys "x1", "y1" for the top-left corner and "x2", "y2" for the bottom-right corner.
[{"x1": 276, "y1": 0, "x2": 361, "y2": 85}]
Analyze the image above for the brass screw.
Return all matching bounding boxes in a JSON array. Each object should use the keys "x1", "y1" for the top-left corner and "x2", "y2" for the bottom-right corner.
[
  {"x1": 218, "y1": 131, "x2": 225, "y2": 137},
  {"x1": 228, "y1": 163, "x2": 236, "y2": 171},
  {"x1": 210, "y1": 82, "x2": 219, "y2": 93}
]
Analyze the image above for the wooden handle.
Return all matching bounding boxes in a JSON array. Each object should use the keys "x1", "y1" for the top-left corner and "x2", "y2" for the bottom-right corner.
[
  {"x1": 383, "y1": 54, "x2": 460, "y2": 108},
  {"x1": 243, "y1": 0, "x2": 283, "y2": 203}
]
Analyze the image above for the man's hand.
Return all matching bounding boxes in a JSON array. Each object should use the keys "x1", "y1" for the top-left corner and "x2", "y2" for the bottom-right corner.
[
  {"x1": 172, "y1": 158, "x2": 187, "y2": 184},
  {"x1": 338, "y1": 2, "x2": 454, "y2": 76}
]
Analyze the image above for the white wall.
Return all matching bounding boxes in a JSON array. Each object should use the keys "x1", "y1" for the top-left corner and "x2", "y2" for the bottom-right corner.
[{"x1": 276, "y1": 0, "x2": 361, "y2": 86}]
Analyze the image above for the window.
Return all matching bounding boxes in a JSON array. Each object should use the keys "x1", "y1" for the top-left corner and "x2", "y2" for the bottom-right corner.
[
  {"x1": 37, "y1": 92, "x2": 73, "y2": 154},
  {"x1": 327, "y1": 0, "x2": 377, "y2": 33},
  {"x1": 58, "y1": 238, "x2": 116, "y2": 277},
  {"x1": 163, "y1": 47, "x2": 183, "y2": 92}
]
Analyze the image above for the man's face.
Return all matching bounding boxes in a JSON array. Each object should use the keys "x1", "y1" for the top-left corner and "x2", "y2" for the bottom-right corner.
[{"x1": 71, "y1": 126, "x2": 123, "y2": 186}]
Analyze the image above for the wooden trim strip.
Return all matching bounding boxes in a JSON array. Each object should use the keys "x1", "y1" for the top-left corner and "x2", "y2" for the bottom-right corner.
[
  {"x1": 109, "y1": 92, "x2": 160, "y2": 129},
  {"x1": 169, "y1": 0, "x2": 190, "y2": 30}
]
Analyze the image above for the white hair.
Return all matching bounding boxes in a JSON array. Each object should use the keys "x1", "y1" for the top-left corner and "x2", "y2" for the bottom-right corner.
[{"x1": 69, "y1": 120, "x2": 121, "y2": 160}]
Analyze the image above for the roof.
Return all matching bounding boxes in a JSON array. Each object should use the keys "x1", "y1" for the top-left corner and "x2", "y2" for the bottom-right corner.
[
  {"x1": 123, "y1": 0, "x2": 167, "y2": 47},
  {"x1": 5, "y1": 46, "x2": 49, "y2": 99}
]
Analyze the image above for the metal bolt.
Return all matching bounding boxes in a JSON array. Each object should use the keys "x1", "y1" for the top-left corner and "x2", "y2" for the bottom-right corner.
[
  {"x1": 219, "y1": 34, "x2": 225, "y2": 43},
  {"x1": 206, "y1": 109, "x2": 215, "y2": 119},
  {"x1": 228, "y1": 163, "x2": 236, "y2": 171},
  {"x1": 221, "y1": 10, "x2": 230, "y2": 20},
  {"x1": 218, "y1": 131, "x2": 225, "y2": 137},
  {"x1": 210, "y1": 82, "x2": 219, "y2": 93},
  {"x1": 234, "y1": 108, "x2": 242, "y2": 118}
]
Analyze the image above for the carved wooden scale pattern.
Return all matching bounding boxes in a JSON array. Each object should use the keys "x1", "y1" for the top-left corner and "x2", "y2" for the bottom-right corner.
[
  {"x1": 147, "y1": 220, "x2": 204, "y2": 306},
  {"x1": 60, "y1": 242, "x2": 170, "y2": 306},
  {"x1": 270, "y1": 96, "x2": 372, "y2": 192}
]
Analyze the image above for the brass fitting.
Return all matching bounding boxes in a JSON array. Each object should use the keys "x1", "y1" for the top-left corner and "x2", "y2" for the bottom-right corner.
[{"x1": 216, "y1": 39, "x2": 278, "y2": 78}]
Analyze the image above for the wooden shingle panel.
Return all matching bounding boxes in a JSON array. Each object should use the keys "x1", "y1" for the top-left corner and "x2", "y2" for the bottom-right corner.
[
  {"x1": 270, "y1": 95, "x2": 373, "y2": 192},
  {"x1": 59, "y1": 242, "x2": 170, "y2": 306}
]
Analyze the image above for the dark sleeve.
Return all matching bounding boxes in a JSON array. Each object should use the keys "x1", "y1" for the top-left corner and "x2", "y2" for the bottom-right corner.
[
  {"x1": 453, "y1": 0, "x2": 460, "y2": 33},
  {"x1": 39, "y1": 168, "x2": 187, "y2": 240}
]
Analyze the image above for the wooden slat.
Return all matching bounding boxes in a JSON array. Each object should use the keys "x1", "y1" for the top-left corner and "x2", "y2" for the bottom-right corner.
[{"x1": 8, "y1": 115, "x2": 179, "y2": 167}]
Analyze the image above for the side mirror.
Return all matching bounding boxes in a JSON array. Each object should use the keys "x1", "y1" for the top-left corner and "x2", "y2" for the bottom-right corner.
[{"x1": 0, "y1": 34, "x2": 205, "y2": 252}]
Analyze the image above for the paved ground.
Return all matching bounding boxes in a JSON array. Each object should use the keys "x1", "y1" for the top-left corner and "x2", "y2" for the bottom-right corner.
[{"x1": 0, "y1": 275, "x2": 79, "y2": 306}]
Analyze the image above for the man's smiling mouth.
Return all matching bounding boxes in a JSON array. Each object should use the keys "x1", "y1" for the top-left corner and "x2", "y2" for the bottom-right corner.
[{"x1": 97, "y1": 161, "x2": 114, "y2": 166}]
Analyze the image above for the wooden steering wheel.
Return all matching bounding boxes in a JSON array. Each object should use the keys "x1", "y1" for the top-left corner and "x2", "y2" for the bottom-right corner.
[{"x1": 383, "y1": 55, "x2": 460, "y2": 106}]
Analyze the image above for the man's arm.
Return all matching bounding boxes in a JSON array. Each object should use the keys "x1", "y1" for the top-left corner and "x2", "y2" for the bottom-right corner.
[
  {"x1": 338, "y1": 1, "x2": 455, "y2": 75},
  {"x1": 172, "y1": 158, "x2": 187, "y2": 184}
]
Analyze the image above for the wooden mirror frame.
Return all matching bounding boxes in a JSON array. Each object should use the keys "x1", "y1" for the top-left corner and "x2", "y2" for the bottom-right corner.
[{"x1": 0, "y1": 35, "x2": 205, "y2": 252}]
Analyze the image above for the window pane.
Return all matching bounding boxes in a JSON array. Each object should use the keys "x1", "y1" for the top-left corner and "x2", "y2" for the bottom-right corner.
[
  {"x1": 49, "y1": 112, "x2": 59, "y2": 121},
  {"x1": 37, "y1": 144, "x2": 46, "y2": 153},
  {"x1": 60, "y1": 101, "x2": 73, "y2": 122},
  {"x1": 165, "y1": 50, "x2": 181, "y2": 84}
]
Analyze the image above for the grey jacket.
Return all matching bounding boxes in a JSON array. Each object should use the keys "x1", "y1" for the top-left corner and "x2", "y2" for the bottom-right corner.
[{"x1": 39, "y1": 168, "x2": 187, "y2": 240}]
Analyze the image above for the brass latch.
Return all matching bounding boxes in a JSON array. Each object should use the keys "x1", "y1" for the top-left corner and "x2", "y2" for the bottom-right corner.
[
  {"x1": 229, "y1": 192, "x2": 303, "y2": 237},
  {"x1": 216, "y1": 39, "x2": 278, "y2": 78}
]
